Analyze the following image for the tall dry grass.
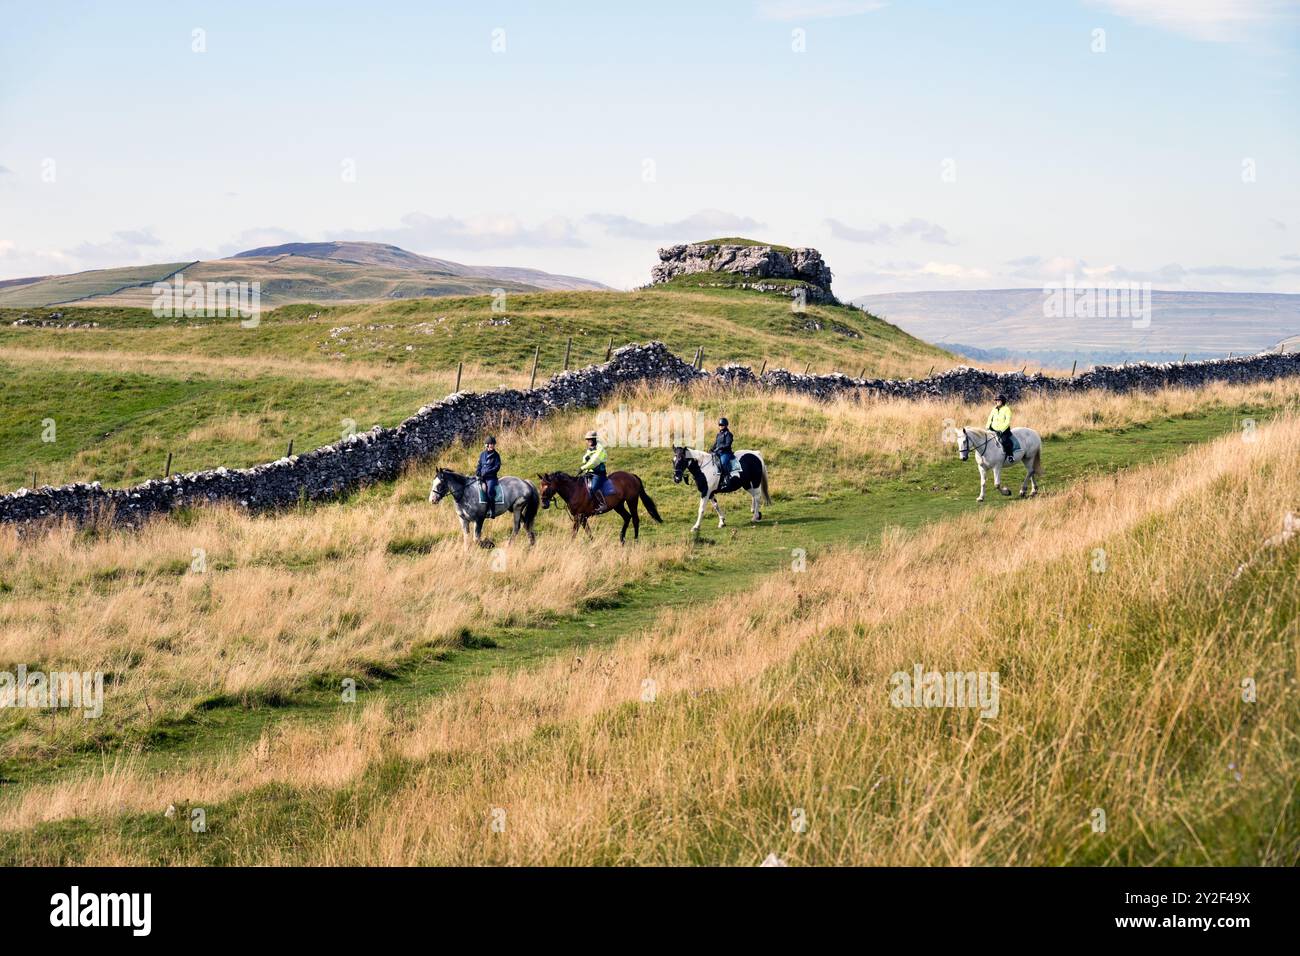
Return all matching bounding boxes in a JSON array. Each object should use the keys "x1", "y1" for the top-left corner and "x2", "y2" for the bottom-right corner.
[
  {"x1": 0, "y1": 489, "x2": 687, "y2": 762},
  {"x1": 4, "y1": 406, "x2": 1296, "y2": 866}
]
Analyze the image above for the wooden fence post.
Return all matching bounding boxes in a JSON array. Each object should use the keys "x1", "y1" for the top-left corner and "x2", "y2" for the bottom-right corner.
[
  {"x1": 165, "y1": 452, "x2": 173, "y2": 477},
  {"x1": 803, "y1": 362, "x2": 811, "y2": 375},
  {"x1": 455, "y1": 361, "x2": 463, "y2": 392},
  {"x1": 605, "y1": 337, "x2": 613, "y2": 361},
  {"x1": 286, "y1": 439, "x2": 294, "y2": 458},
  {"x1": 563, "y1": 337, "x2": 572, "y2": 371},
  {"x1": 1070, "y1": 359, "x2": 1077, "y2": 378},
  {"x1": 759, "y1": 359, "x2": 767, "y2": 376}
]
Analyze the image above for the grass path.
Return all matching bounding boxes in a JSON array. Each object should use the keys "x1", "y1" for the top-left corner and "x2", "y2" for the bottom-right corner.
[{"x1": 0, "y1": 402, "x2": 1264, "y2": 810}]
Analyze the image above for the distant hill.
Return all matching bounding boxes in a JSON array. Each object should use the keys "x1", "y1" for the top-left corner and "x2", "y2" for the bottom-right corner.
[
  {"x1": 852, "y1": 289, "x2": 1300, "y2": 364},
  {"x1": 0, "y1": 241, "x2": 608, "y2": 309}
]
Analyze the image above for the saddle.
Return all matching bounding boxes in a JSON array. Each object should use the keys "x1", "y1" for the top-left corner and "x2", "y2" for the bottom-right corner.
[
  {"x1": 587, "y1": 476, "x2": 617, "y2": 497},
  {"x1": 713, "y1": 454, "x2": 741, "y2": 477}
]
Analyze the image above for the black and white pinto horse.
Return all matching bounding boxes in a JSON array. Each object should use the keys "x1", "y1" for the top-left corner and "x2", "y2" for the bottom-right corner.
[
  {"x1": 672, "y1": 446, "x2": 772, "y2": 531},
  {"x1": 428, "y1": 467, "x2": 540, "y2": 547}
]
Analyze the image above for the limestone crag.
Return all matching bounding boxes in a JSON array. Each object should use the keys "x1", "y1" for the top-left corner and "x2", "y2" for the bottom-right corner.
[{"x1": 651, "y1": 243, "x2": 836, "y2": 302}]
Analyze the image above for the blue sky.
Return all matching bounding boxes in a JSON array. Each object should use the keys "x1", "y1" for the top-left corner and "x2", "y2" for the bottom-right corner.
[{"x1": 1, "y1": 0, "x2": 1297, "y2": 294}]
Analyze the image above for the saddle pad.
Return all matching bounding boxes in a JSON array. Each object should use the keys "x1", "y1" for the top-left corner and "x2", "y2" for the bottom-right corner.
[
  {"x1": 594, "y1": 477, "x2": 617, "y2": 496},
  {"x1": 477, "y1": 483, "x2": 506, "y2": 505},
  {"x1": 1011, "y1": 434, "x2": 1021, "y2": 454}
]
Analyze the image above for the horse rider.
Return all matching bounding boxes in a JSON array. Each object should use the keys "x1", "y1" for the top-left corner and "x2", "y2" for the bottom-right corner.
[
  {"x1": 476, "y1": 436, "x2": 501, "y2": 515},
  {"x1": 711, "y1": 417, "x2": 735, "y2": 483},
  {"x1": 580, "y1": 430, "x2": 609, "y2": 514},
  {"x1": 987, "y1": 394, "x2": 1014, "y2": 463}
]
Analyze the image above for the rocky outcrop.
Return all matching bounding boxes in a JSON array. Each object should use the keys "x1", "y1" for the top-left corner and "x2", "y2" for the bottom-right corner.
[
  {"x1": 651, "y1": 243, "x2": 836, "y2": 302},
  {"x1": 5, "y1": 344, "x2": 1300, "y2": 529}
]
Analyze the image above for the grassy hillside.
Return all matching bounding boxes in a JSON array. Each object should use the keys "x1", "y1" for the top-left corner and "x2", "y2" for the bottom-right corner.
[
  {"x1": 0, "y1": 262, "x2": 192, "y2": 307},
  {"x1": 0, "y1": 241, "x2": 607, "y2": 309},
  {"x1": 0, "y1": 286, "x2": 948, "y2": 490},
  {"x1": 0, "y1": 378, "x2": 1295, "y2": 862}
]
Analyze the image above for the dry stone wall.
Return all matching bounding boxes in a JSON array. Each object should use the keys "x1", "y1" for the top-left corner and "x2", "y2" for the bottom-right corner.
[{"x1": 5, "y1": 342, "x2": 1298, "y2": 528}]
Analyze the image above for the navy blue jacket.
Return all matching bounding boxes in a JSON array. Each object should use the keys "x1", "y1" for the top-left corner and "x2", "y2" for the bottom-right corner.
[
  {"x1": 476, "y1": 449, "x2": 501, "y2": 480},
  {"x1": 711, "y1": 429, "x2": 733, "y2": 455}
]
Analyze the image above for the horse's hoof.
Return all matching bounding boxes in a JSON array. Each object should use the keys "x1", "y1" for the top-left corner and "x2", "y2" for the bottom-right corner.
[{"x1": 976, "y1": 497, "x2": 985, "y2": 502}]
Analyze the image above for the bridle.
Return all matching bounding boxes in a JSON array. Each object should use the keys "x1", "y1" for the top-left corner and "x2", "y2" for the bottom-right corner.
[{"x1": 960, "y1": 428, "x2": 995, "y2": 458}]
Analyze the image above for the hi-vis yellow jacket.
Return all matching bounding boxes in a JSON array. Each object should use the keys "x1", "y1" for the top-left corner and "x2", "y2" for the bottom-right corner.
[
  {"x1": 987, "y1": 405, "x2": 1012, "y2": 432},
  {"x1": 580, "y1": 443, "x2": 608, "y2": 473}
]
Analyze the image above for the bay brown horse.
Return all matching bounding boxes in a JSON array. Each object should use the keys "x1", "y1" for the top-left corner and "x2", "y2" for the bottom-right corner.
[{"x1": 537, "y1": 471, "x2": 663, "y2": 542}]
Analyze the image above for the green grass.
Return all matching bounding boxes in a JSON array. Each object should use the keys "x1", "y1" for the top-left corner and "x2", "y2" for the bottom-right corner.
[
  {"x1": 0, "y1": 360, "x2": 435, "y2": 488},
  {"x1": 696, "y1": 237, "x2": 795, "y2": 252},
  {"x1": 0, "y1": 286, "x2": 947, "y2": 489}
]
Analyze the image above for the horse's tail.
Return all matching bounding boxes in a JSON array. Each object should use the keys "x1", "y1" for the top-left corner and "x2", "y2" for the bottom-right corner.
[
  {"x1": 638, "y1": 479, "x2": 663, "y2": 523},
  {"x1": 522, "y1": 483, "x2": 540, "y2": 526},
  {"x1": 759, "y1": 461, "x2": 772, "y2": 506},
  {"x1": 1033, "y1": 446, "x2": 1043, "y2": 477}
]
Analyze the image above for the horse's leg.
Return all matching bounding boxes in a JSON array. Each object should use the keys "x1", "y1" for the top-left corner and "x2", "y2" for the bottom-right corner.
[
  {"x1": 460, "y1": 515, "x2": 473, "y2": 548},
  {"x1": 474, "y1": 517, "x2": 485, "y2": 545},
  {"x1": 1019, "y1": 462, "x2": 1030, "y2": 498},
  {"x1": 994, "y1": 464, "x2": 1010, "y2": 496},
  {"x1": 711, "y1": 495, "x2": 725, "y2": 528},
  {"x1": 692, "y1": 497, "x2": 706, "y2": 532},
  {"x1": 629, "y1": 496, "x2": 640, "y2": 540},
  {"x1": 977, "y1": 464, "x2": 986, "y2": 502},
  {"x1": 615, "y1": 501, "x2": 630, "y2": 545},
  {"x1": 749, "y1": 486, "x2": 761, "y2": 522},
  {"x1": 582, "y1": 516, "x2": 594, "y2": 540}
]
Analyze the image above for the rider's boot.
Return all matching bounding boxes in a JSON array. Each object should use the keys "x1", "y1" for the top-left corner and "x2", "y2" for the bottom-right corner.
[{"x1": 592, "y1": 491, "x2": 608, "y2": 515}]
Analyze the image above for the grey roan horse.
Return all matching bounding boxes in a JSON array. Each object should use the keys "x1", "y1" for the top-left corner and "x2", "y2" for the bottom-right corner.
[
  {"x1": 957, "y1": 427, "x2": 1042, "y2": 502},
  {"x1": 428, "y1": 467, "x2": 540, "y2": 546}
]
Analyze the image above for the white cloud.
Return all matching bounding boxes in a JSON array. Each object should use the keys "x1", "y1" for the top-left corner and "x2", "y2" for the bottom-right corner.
[
  {"x1": 1087, "y1": 0, "x2": 1300, "y2": 42},
  {"x1": 336, "y1": 212, "x2": 586, "y2": 250},
  {"x1": 827, "y1": 217, "x2": 956, "y2": 246},
  {"x1": 757, "y1": 0, "x2": 886, "y2": 20},
  {"x1": 587, "y1": 209, "x2": 764, "y2": 241}
]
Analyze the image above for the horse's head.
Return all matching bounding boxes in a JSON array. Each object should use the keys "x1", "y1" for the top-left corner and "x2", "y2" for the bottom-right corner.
[
  {"x1": 957, "y1": 430, "x2": 970, "y2": 461},
  {"x1": 429, "y1": 468, "x2": 450, "y2": 504},
  {"x1": 672, "y1": 446, "x2": 687, "y2": 484},
  {"x1": 538, "y1": 472, "x2": 559, "y2": 509}
]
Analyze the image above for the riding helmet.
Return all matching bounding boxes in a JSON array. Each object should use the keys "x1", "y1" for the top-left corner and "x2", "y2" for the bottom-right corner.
[
  {"x1": 995, "y1": 394, "x2": 1006, "y2": 404},
  {"x1": 718, "y1": 417, "x2": 729, "y2": 427},
  {"x1": 485, "y1": 436, "x2": 496, "y2": 445},
  {"x1": 584, "y1": 430, "x2": 599, "y2": 440}
]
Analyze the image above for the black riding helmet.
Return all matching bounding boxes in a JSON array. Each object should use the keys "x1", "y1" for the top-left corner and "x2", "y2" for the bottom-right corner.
[
  {"x1": 718, "y1": 417, "x2": 729, "y2": 427},
  {"x1": 994, "y1": 394, "x2": 1007, "y2": 405},
  {"x1": 485, "y1": 436, "x2": 497, "y2": 445}
]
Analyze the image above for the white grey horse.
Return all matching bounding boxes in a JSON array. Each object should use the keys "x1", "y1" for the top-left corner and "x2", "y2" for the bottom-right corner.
[
  {"x1": 428, "y1": 467, "x2": 540, "y2": 546},
  {"x1": 957, "y1": 427, "x2": 1042, "y2": 501},
  {"x1": 672, "y1": 446, "x2": 771, "y2": 531}
]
